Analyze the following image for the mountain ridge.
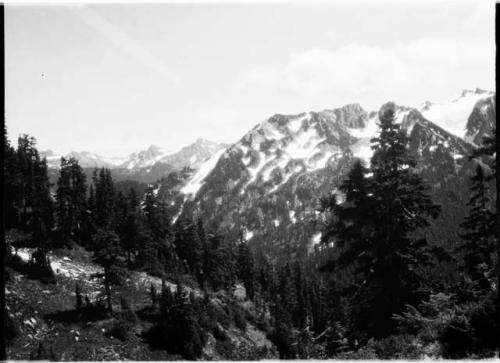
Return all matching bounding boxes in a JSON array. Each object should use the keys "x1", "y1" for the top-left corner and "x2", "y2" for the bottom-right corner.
[{"x1": 152, "y1": 89, "x2": 494, "y2": 261}]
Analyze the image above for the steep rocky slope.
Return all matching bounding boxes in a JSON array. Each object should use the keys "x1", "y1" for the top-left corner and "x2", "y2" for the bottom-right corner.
[{"x1": 156, "y1": 90, "x2": 495, "y2": 261}]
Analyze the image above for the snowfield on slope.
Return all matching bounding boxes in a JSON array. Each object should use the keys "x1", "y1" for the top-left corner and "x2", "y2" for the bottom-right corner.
[
  {"x1": 181, "y1": 148, "x2": 227, "y2": 196},
  {"x1": 420, "y1": 90, "x2": 493, "y2": 140}
]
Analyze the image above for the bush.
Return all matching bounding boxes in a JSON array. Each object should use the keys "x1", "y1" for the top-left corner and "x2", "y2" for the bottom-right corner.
[
  {"x1": 28, "y1": 249, "x2": 56, "y2": 284},
  {"x1": 215, "y1": 338, "x2": 237, "y2": 359},
  {"x1": 213, "y1": 323, "x2": 228, "y2": 341},
  {"x1": 335, "y1": 345, "x2": 378, "y2": 360},
  {"x1": 255, "y1": 316, "x2": 271, "y2": 333},
  {"x1": 207, "y1": 302, "x2": 231, "y2": 329},
  {"x1": 233, "y1": 307, "x2": 247, "y2": 331},
  {"x1": 369, "y1": 334, "x2": 423, "y2": 359},
  {"x1": 106, "y1": 319, "x2": 131, "y2": 341},
  {"x1": 268, "y1": 322, "x2": 297, "y2": 359},
  {"x1": 5, "y1": 311, "x2": 18, "y2": 341},
  {"x1": 440, "y1": 316, "x2": 474, "y2": 358},
  {"x1": 119, "y1": 296, "x2": 138, "y2": 324}
]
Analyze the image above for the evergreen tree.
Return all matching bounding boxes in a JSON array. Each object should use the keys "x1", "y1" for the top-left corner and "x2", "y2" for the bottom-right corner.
[
  {"x1": 55, "y1": 157, "x2": 87, "y2": 244},
  {"x1": 93, "y1": 229, "x2": 126, "y2": 312},
  {"x1": 4, "y1": 126, "x2": 22, "y2": 229},
  {"x1": 459, "y1": 164, "x2": 495, "y2": 292},
  {"x1": 14, "y1": 135, "x2": 54, "y2": 248},
  {"x1": 156, "y1": 283, "x2": 204, "y2": 359},
  {"x1": 321, "y1": 105, "x2": 441, "y2": 339},
  {"x1": 93, "y1": 168, "x2": 116, "y2": 228},
  {"x1": 204, "y1": 232, "x2": 236, "y2": 291},
  {"x1": 237, "y1": 238, "x2": 256, "y2": 300},
  {"x1": 459, "y1": 130, "x2": 497, "y2": 294},
  {"x1": 174, "y1": 215, "x2": 202, "y2": 276}
]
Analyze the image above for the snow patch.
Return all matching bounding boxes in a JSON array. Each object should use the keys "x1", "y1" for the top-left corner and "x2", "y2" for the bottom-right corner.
[
  {"x1": 350, "y1": 139, "x2": 373, "y2": 166},
  {"x1": 288, "y1": 113, "x2": 310, "y2": 133},
  {"x1": 311, "y1": 232, "x2": 322, "y2": 245},
  {"x1": 16, "y1": 249, "x2": 31, "y2": 262},
  {"x1": 348, "y1": 115, "x2": 378, "y2": 139},
  {"x1": 421, "y1": 91, "x2": 491, "y2": 139},
  {"x1": 244, "y1": 229, "x2": 254, "y2": 241},
  {"x1": 284, "y1": 127, "x2": 325, "y2": 160},
  {"x1": 307, "y1": 152, "x2": 332, "y2": 171},
  {"x1": 289, "y1": 210, "x2": 297, "y2": 224},
  {"x1": 181, "y1": 148, "x2": 226, "y2": 196}
]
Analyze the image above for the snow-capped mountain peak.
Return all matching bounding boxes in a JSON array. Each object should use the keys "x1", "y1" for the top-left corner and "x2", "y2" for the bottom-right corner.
[
  {"x1": 122, "y1": 145, "x2": 173, "y2": 170},
  {"x1": 420, "y1": 89, "x2": 494, "y2": 142}
]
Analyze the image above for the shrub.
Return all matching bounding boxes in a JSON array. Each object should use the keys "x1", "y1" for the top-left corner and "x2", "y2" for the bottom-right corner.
[
  {"x1": 28, "y1": 249, "x2": 56, "y2": 284},
  {"x1": 5, "y1": 311, "x2": 18, "y2": 341},
  {"x1": 369, "y1": 334, "x2": 423, "y2": 359},
  {"x1": 440, "y1": 316, "x2": 474, "y2": 358},
  {"x1": 106, "y1": 320, "x2": 130, "y2": 341},
  {"x1": 213, "y1": 324, "x2": 228, "y2": 341},
  {"x1": 207, "y1": 302, "x2": 231, "y2": 329},
  {"x1": 233, "y1": 307, "x2": 247, "y2": 331},
  {"x1": 120, "y1": 296, "x2": 138, "y2": 324}
]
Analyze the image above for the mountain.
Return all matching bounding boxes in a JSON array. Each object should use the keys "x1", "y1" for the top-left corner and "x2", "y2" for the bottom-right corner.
[
  {"x1": 120, "y1": 145, "x2": 173, "y2": 170},
  {"x1": 40, "y1": 150, "x2": 128, "y2": 169},
  {"x1": 419, "y1": 88, "x2": 495, "y2": 144},
  {"x1": 42, "y1": 139, "x2": 228, "y2": 184},
  {"x1": 155, "y1": 90, "x2": 495, "y2": 261}
]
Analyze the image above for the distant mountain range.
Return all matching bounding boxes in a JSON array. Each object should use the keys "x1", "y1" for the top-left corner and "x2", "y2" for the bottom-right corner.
[{"x1": 42, "y1": 138, "x2": 228, "y2": 184}]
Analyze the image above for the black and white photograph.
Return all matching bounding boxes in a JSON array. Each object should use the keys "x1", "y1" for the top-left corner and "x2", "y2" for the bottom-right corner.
[{"x1": 3, "y1": 0, "x2": 498, "y2": 360}]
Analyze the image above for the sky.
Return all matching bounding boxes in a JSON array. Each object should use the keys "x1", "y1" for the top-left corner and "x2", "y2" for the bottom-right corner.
[{"x1": 5, "y1": 1, "x2": 496, "y2": 157}]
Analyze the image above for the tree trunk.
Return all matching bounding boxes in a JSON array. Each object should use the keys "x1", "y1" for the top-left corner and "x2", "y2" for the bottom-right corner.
[{"x1": 104, "y1": 266, "x2": 113, "y2": 313}]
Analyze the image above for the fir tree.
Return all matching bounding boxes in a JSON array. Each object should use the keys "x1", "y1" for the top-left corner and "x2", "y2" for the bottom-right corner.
[
  {"x1": 55, "y1": 157, "x2": 87, "y2": 244},
  {"x1": 4, "y1": 126, "x2": 22, "y2": 229},
  {"x1": 237, "y1": 238, "x2": 256, "y2": 300},
  {"x1": 15, "y1": 135, "x2": 54, "y2": 247},
  {"x1": 321, "y1": 105, "x2": 441, "y2": 339},
  {"x1": 157, "y1": 283, "x2": 204, "y2": 359},
  {"x1": 93, "y1": 168, "x2": 116, "y2": 228},
  {"x1": 459, "y1": 131, "x2": 497, "y2": 294},
  {"x1": 93, "y1": 229, "x2": 125, "y2": 312},
  {"x1": 204, "y1": 232, "x2": 236, "y2": 291}
]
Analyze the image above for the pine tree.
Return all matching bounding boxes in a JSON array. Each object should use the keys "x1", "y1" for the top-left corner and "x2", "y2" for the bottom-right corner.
[
  {"x1": 321, "y1": 105, "x2": 441, "y2": 339},
  {"x1": 204, "y1": 232, "x2": 236, "y2": 291},
  {"x1": 459, "y1": 131, "x2": 497, "y2": 294},
  {"x1": 55, "y1": 157, "x2": 87, "y2": 244},
  {"x1": 143, "y1": 185, "x2": 170, "y2": 240},
  {"x1": 13, "y1": 135, "x2": 54, "y2": 248},
  {"x1": 237, "y1": 238, "x2": 256, "y2": 300},
  {"x1": 93, "y1": 229, "x2": 125, "y2": 312},
  {"x1": 4, "y1": 126, "x2": 22, "y2": 229},
  {"x1": 157, "y1": 283, "x2": 204, "y2": 359},
  {"x1": 93, "y1": 168, "x2": 116, "y2": 228},
  {"x1": 174, "y1": 215, "x2": 202, "y2": 276}
]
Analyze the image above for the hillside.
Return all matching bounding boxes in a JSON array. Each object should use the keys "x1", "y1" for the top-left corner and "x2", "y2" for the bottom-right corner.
[
  {"x1": 153, "y1": 90, "x2": 495, "y2": 261},
  {"x1": 5, "y1": 244, "x2": 277, "y2": 360}
]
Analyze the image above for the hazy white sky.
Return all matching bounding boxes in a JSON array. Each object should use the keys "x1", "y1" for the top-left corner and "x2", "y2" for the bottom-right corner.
[{"x1": 5, "y1": 1, "x2": 495, "y2": 156}]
